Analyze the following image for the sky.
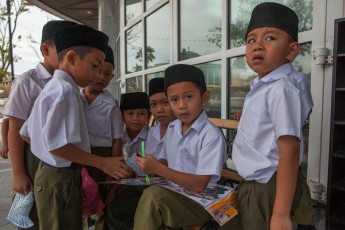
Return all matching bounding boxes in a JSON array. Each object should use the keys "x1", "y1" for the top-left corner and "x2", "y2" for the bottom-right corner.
[{"x1": 4, "y1": 1, "x2": 60, "y2": 75}]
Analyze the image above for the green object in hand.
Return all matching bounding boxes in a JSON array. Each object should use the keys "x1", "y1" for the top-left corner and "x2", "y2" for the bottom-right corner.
[{"x1": 141, "y1": 141, "x2": 150, "y2": 184}]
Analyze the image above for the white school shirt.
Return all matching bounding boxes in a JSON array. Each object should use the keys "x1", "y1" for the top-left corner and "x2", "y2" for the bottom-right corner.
[
  {"x1": 122, "y1": 124, "x2": 149, "y2": 156},
  {"x1": 158, "y1": 111, "x2": 227, "y2": 184},
  {"x1": 20, "y1": 70, "x2": 90, "y2": 167},
  {"x1": 3, "y1": 63, "x2": 52, "y2": 120},
  {"x1": 145, "y1": 124, "x2": 166, "y2": 158},
  {"x1": 81, "y1": 89, "x2": 124, "y2": 147},
  {"x1": 232, "y1": 64, "x2": 305, "y2": 183}
]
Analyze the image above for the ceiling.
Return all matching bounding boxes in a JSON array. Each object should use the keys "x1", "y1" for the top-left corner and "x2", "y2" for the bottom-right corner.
[{"x1": 27, "y1": 0, "x2": 98, "y2": 28}]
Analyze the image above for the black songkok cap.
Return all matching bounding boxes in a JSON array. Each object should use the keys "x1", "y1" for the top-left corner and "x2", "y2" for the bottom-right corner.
[
  {"x1": 245, "y1": 2, "x2": 299, "y2": 41},
  {"x1": 164, "y1": 64, "x2": 206, "y2": 92},
  {"x1": 149, "y1": 78, "x2": 164, "y2": 97},
  {"x1": 120, "y1": 92, "x2": 150, "y2": 111},
  {"x1": 41, "y1": 20, "x2": 77, "y2": 44},
  {"x1": 105, "y1": 45, "x2": 114, "y2": 67},
  {"x1": 54, "y1": 25, "x2": 109, "y2": 54}
]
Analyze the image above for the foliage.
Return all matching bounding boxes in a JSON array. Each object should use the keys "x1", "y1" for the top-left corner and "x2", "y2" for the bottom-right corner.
[{"x1": 0, "y1": 0, "x2": 28, "y2": 82}]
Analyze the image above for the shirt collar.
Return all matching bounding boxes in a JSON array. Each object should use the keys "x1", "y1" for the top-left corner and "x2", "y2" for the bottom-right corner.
[
  {"x1": 35, "y1": 63, "x2": 53, "y2": 80},
  {"x1": 250, "y1": 63, "x2": 293, "y2": 88},
  {"x1": 53, "y1": 70, "x2": 79, "y2": 90},
  {"x1": 170, "y1": 110, "x2": 208, "y2": 136},
  {"x1": 123, "y1": 124, "x2": 149, "y2": 144},
  {"x1": 80, "y1": 89, "x2": 117, "y2": 107}
]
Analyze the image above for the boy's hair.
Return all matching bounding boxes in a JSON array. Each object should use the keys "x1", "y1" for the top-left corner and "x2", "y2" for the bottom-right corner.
[
  {"x1": 120, "y1": 92, "x2": 150, "y2": 113},
  {"x1": 164, "y1": 64, "x2": 206, "y2": 94},
  {"x1": 57, "y1": 46, "x2": 93, "y2": 62},
  {"x1": 54, "y1": 25, "x2": 109, "y2": 55},
  {"x1": 245, "y1": 2, "x2": 299, "y2": 42}
]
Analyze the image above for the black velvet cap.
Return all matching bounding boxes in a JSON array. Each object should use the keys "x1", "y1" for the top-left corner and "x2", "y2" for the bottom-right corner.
[
  {"x1": 245, "y1": 2, "x2": 299, "y2": 41},
  {"x1": 120, "y1": 92, "x2": 150, "y2": 111},
  {"x1": 41, "y1": 20, "x2": 77, "y2": 44},
  {"x1": 54, "y1": 25, "x2": 109, "y2": 54},
  {"x1": 164, "y1": 64, "x2": 206, "y2": 92},
  {"x1": 149, "y1": 78, "x2": 164, "y2": 97},
  {"x1": 105, "y1": 45, "x2": 114, "y2": 67}
]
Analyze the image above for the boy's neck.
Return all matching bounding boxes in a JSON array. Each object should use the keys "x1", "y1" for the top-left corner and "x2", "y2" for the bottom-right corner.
[
  {"x1": 42, "y1": 61, "x2": 55, "y2": 75},
  {"x1": 84, "y1": 87, "x2": 101, "y2": 104},
  {"x1": 127, "y1": 129, "x2": 141, "y2": 141},
  {"x1": 160, "y1": 124, "x2": 169, "y2": 139}
]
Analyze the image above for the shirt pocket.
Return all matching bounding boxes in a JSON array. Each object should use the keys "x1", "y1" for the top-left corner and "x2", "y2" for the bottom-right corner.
[
  {"x1": 179, "y1": 147, "x2": 197, "y2": 174},
  {"x1": 88, "y1": 115, "x2": 111, "y2": 137},
  {"x1": 241, "y1": 104, "x2": 262, "y2": 138}
]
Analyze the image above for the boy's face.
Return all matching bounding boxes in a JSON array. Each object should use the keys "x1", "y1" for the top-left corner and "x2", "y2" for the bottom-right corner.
[
  {"x1": 167, "y1": 82, "x2": 209, "y2": 129},
  {"x1": 69, "y1": 48, "x2": 105, "y2": 88},
  {"x1": 150, "y1": 92, "x2": 175, "y2": 126},
  {"x1": 123, "y1": 109, "x2": 149, "y2": 133},
  {"x1": 88, "y1": 62, "x2": 114, "y2": 91},
  {"x1": 42, "y1": 43, "x2": 59, "y2": 73},
  {"x1": 245, "y1": 26, "x2": 298, "y2": 78}
]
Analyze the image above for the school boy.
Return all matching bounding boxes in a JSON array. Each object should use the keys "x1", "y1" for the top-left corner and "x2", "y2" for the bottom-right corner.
[
  {"x1": 81, "y1": 45, "x2": 124, "y2": 184},
  {"x1": 19, "y1": 24, "x2": 131, "y2": 230},
  {"x1": 145, "y1": 78, "x2": 175, "y2": 158},
  {"x1": 133, "y1": 64, "x2": 228, "y2": 229},
  {"x1": 2, "y1": 20, "x2": 76, "y2": 230},
  {"x1": 106, "y1": 92, "x2": 150, "y2": 230},
  {"x1": 230, "y1": 3, "x2": 314, "y2": 230}
]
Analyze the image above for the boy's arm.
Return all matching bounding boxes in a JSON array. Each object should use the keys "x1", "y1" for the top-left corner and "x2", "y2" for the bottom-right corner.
[
  {"x1": 271, "y1": 135, "x2": 300, "y2": 230},
  {"x1": 112, "y1": 138, "x2": 123, "y2": 157},
  {"x1": 50, "y1": 143, "x2": 131, "y2": 179},
  {"x1": 136, "y1": 155, "x2": 211, "y2": 192},
  {"x1": 8, "y1": 117, "x2": 32, "y2": 195},
  {"x1": 0, "y1": 118, "x2": 9, "y2": 159}
]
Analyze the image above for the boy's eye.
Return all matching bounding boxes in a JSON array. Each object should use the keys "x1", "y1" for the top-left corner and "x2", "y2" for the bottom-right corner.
[
  {"x1": 150, "y1": 102, "x2": 157, "y2": 108},
  {"x1": 170, "y1": 98, "x2": 177, "y2": 103},
  {"x1": 247, "y1": 38, "x2": 255, "y2": 44},
  {"x1": 92, "y1": 63, "x2": 99, "y2": 68},
  {"x1": 185, "y1": 95, "x2": 193, "y2": 100},
  {"x1": 265, "y1": 36, "x2": 274, "y2": 41},
  {"x1": 162, "y1": 100, "x2": 169, "y2": 105}
]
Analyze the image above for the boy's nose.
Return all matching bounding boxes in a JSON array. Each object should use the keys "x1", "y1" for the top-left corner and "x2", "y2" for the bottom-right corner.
[{"x1": 178, "y1": 100, "x2": 186, "y2": 109}]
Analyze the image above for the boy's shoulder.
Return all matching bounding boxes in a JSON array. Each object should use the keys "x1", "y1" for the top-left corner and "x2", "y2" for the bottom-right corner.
[{"x1": 100, "y1": 89, "x2": 118, "y2": 106}]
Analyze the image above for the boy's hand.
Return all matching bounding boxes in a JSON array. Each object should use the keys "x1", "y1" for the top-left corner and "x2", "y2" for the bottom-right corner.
[
  {"x1": 101, "y1": 156, "x2": 132, "y2": 179},
  {"x1": 135, "y1": 154, "x2": 161, "y2": 175},
  {"x1": 0, "y1": 144, "x2": 9, "y2": 159},
  {"x1": 13, "y1": 172, "x2": 33, "y2": 195},
  {"x1": 270, "y1": 213, "x2": 292, "y2": 230}
]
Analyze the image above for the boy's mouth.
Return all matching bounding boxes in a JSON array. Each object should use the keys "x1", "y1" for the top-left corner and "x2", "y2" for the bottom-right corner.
[{"x1": 252, "y1": 55, "x2": 264, "y2": 64}]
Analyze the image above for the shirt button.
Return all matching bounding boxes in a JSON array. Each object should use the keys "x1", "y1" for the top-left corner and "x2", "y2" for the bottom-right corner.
[{"x1": 36, "y1": 186, "x2": 42, "y2": 192}]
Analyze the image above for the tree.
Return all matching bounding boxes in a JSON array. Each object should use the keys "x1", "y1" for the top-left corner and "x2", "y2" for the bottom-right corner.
[{"x1": 0, "y1": 0, "x2": 28, "y2": 82}]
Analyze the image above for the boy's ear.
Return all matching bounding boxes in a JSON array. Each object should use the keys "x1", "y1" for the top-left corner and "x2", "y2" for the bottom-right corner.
[
  {"x1": 202, "y1": 90, "x2": 211, "y2": 105},
  {"x1": 41, "y1": 43, "x2": 49, "y2": 56},
  {"x1": 286, "y1": 42, "x2": 300, "y2": 62},
  {"x1": 66, "y1": 50, "x2": 77, "y2": 65}
]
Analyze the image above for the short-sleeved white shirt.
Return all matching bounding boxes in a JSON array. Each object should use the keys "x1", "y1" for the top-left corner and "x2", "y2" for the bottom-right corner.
[
  {"x1": 81, "y1": 89, "x2": 124, "y2": 147},
  {"x1": 20, "y1": 70, "x2": 90, "y2": 167},
  {"x1": 3, "y1": 63, "x2": 52, "y2": 120},
  {"x1": 232, "y1": 64, "x2": 309, "y2": 183},
  {"x1": 145, "y1": 124, "x2": 166, "y2": 158},
  {"x1": 122, "y1": 124, "x2": 149, "y2": 156},
  {"x1": 158, "y1": 111, "x2": 227, "y2": 184}
]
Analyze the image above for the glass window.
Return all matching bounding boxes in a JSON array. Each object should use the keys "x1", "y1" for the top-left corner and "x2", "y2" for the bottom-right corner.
[
  {"x1": 146, "y1": 4, "x2": 170, "y2": 69},
  {"x1": 126, "y1": 76, "x2": 143, "y2": 92},
  {"x1": 125, "y1": 0, "x2": 142, "y2": 25},
  {"x1": 146, "y1": 71, "x2": 164, "y2": 92},
  {"x1": 229, "y1": 0, "x2": 313, "y2": 48},
  {"x1": 126, "y1": 22, "x2": 143, "y2": 73},
  {"x1": 179, "y1": 0, "x2": 222, "y2": 61},
  {"x1": 146, "y1": 0, "x2": 161, "y2": 10},
  {"x1": 195, "y1": 61, "x2": 222, "y2": 118}
]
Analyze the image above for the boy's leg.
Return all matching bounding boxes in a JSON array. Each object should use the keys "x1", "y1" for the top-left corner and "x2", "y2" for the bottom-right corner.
[
  {"x1": 292, "y1": 170, "x2": 314, "y2": 225},
  {"x1": 106, "y1": 185, "x2": 145, "y2": 230},
  {"x1": 237, "y1": 173, "x2": 303, "y2": 230},
  {"x1": 34, "y1": 163, "x2": 83, "y2": 230},
  {"x1": 133, "y1": 185, "x2": 212, "y2": 230},
  {"x1": 17, "y1": 144, "x2": 40, "y2": 230}
]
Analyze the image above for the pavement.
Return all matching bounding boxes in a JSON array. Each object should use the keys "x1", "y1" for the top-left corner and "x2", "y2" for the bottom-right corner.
[{"x1": 0, "y1": 157, "x2": 16, "y2": 230}]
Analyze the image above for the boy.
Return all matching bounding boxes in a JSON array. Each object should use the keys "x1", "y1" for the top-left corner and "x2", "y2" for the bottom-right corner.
[
  {"x1": 133, "y1": 64, "x2": 227, "y2": 229},
  {"x1": 230, "y1": 3, "x2": 314, "y2": 230},
  {"x1": 2, "y1": 20, "x2": 76, "y2": 230},
  {"x1": 81, "y1": 45, "x2": 124, "y2": 184},
  {"x1": 145, "y1": 77, "x2": 175, "y2": 158},
  {"x1": 20, "y1": 24, "x2": 131, "y2": 230},
  {"x1": 106, "y1": 91, "x2": 150, "y2": 230}
]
